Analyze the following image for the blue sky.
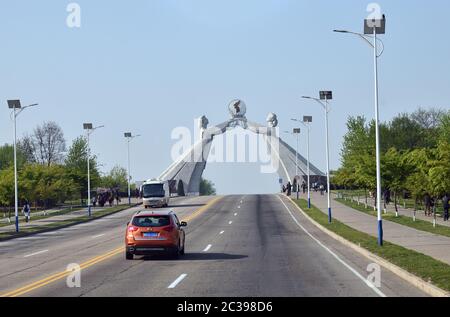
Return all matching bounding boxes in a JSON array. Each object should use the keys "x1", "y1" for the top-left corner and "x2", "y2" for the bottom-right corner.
[{"x1": 1, "y1": 1, "x2": 449, "y2": 194}]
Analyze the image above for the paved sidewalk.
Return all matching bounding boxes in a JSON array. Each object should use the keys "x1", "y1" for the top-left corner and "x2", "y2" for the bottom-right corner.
[
  {"x1": 0, "y1": 198, "x2": 141, "y2": 235},
  {"x1": 302, "y1": 192, "x2": 450, "y2": 265},
  {"x1": 338, "y1": 194, "x2": 450, "y2": 228}
]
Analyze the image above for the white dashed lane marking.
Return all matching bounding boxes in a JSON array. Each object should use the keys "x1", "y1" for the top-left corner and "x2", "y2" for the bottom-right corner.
[{"x1": 168, "y1": 274, "x2": 187, "y2": 289}]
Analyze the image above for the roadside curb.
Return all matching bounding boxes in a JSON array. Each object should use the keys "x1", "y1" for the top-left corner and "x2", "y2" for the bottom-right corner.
[
  {"x1": 287, "y1": 196, "x2": 449, "y2": 298},
  {"x1": 0, "y1": 203, "x2": 142, "y2": 243}
]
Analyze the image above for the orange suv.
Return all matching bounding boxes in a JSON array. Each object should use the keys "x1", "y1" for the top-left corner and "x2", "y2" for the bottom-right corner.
[{"x1": 125, "y1": 210, "x2": 187, "y2": 260}]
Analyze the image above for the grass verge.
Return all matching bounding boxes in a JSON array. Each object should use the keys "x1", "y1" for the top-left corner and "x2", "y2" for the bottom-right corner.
[
  {"x1": 294, "y1": 199, "x2": 450, "y2": 292},
  {"x1": 336, "y1": 198, "x2": 450, "y2": 238},
  {"x1": 0, "y1": 207, "x2": 83, "y2": 228},
  {"x1": 0, "y1": 204, "x2": 139, "y2": 241}
]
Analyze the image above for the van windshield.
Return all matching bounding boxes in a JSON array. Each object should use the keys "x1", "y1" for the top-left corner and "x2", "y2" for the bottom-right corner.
[{"x1": 142, "y1": 184, "x2": 165, "y2": 198}]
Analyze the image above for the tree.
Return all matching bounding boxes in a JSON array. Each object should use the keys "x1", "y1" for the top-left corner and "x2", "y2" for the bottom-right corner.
[
  {"x1": 17, "y1": 135, "x2": 37, "y2": 164},
  {"x1": 65, "y1": 136, "x2": 100, "y2": 200},
  {"x1": 32, "y1": 121, "x2": 66, "y2": 166},
  {"x1": 101, "y1": 166, "x2": 128, "y2": 192},
  {"x1": 20, "y1": 164, "x2": 77, "y2": 208},
  {"x1": 0, "y1": 167, "x2": 14, "y2": 207},
  {"x1": 200, "y1": 178, "x2": 216, "y2": 196},
  {"x1": 438, "y1": 111, "x2": 450, "y2": 143},
  {"x1": 385, "y1": 114, "x2": 424, "y2": 150},
  {"x1": 410, "y1": 107, "x2": 445, "y2": 148},
  {"x1": 0, "y1": 144, "x2": 28, "y2": 170}
]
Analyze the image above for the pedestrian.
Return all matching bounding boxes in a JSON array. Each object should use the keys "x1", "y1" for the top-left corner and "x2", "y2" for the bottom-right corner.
[
  {"x1": 443, "y1": 193, "x2": 449, "y2": 222},
  {"x1": 282, "y1": 185, "x2": 286, "y2": 193},
  {"x1": 424, "y1": 193, "x2": 432, "y2": 217},
  {"x1": 92, "y1": 195, "x2": 97, "y2": 208},
  {"x1": 286, "y1": 182, "x2": 292, "y2": 197},
  {"x1": 302, "y1": 181, "x2": 306, "y2": 194},
  {"x1": 114, "y1": 190, "x2": 121, "y2": 206},
  {"x1": 22, "y1": 200, "x2": 31, "y2": 223},
  {"x1": 320, "y1": 184, "x2": 325, "y2": 196}
]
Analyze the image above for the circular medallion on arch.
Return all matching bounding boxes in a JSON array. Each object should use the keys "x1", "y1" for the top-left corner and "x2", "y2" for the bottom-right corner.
[{"x1": 228, "y1": 99, "x2": 247, "y2": 118}]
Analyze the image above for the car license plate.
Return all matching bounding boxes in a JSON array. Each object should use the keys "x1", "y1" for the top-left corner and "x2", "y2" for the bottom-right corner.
[{"x1": 143, "y1": 232, "x2": 158, "y2": 238}]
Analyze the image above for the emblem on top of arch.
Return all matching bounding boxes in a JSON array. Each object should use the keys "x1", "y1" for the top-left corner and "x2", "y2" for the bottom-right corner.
[{"x1": 228, "y1": 99, "x2": 247, "y2": 119}]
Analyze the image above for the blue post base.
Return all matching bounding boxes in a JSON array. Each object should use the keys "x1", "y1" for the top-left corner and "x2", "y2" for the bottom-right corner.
[
  {"x1": 378, "y1": 220, "x2": 383, "y2": 246},
  {"x1": 88, "y1": 205, "x2": 92, "y2": 217},
  {"x1": 15, "y1": 216, "x2": 19, "y2": 233},
  {"x1": 308, "y1": 198, "x2": 311, "y2": 209},
  {"x1": 128, "y1": 196, "x2": 131, "y2": 206},
  {"x1": 328, "y1": 208, "x2": 332, "y2": 223},
  {"x1": 296, "y1": 192, "x2": 299, "y2": 200}
]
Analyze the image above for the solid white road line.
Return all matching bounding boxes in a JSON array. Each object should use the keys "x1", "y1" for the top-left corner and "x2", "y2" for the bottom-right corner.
[
  {"x1": 234, "y1": 213, "x2": 238, "y2": 216},
  {"x1": 228, "y1": 221, "x2": 233, "y2": 225},
  {"x1": 276, "y1": 195, "x2": 387, "y2": 298},
  {"x1": 168, "y1": 274, "x2": 188, "y2": 289},
  {"x1": 237, "y1": 206, "x2": 241, "y2": 209},
  {"x1": 24, "y1": 250, "x2": 49, "y2": 258},
  {"x1": 219, "y1": 231, "x2": 225, "y2": 235},
  {"x1": 92, "y1": 234, "x2": 105, "y2": 239},
  {"x1": 203, "y1": 244, "x2": 212, "y2": 252}
]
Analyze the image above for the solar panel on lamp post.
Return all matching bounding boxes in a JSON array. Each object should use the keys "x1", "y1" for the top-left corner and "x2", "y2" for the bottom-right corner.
[
  {"x1": 334, "y1": 14, "x2": 386, "y2": 246},
  {"x1": 293, "y1": 116, "x2": 313, "y2": 208},
  {"x1": 7, "y1": 100, "x2": 38, "y2": 233},
  {"x1": 83, "y1": 123, "x2": 104, "y2": 217},
  {"x1": 124, "y1": 133, "x2": 141, "y2": 206},
  {"x1": 302, "y1": 93, "x2": 333, "y2": 223}
]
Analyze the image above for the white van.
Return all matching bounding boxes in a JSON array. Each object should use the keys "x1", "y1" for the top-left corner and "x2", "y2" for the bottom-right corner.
[{"x1": 141, "y1": 180, "x2": 170, "y2": 208}]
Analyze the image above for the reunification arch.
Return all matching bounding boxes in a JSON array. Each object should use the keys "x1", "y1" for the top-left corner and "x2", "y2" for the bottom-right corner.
[{"x1": 158, "y1": 100, "x2": 325, "y2": 196}]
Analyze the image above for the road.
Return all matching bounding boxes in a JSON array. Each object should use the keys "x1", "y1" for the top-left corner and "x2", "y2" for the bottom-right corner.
[{"x1": 0, "y1": 194, "x2": 427, "y2": 297}]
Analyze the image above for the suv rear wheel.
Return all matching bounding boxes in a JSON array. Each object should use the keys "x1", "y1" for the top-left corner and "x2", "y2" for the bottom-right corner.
[{"x1": 126, "y1": 251, "x2": 134, "y2": 260}]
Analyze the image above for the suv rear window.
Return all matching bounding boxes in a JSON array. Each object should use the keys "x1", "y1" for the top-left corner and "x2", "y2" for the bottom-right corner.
[{"x1": 132, "y1": 216, "x2": 171, "y2": 227}]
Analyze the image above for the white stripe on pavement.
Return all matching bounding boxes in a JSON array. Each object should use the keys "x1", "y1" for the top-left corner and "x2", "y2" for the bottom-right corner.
[
  {"x1": 92, "y1": 234, "x2": 105, "y2": 239},
  {"x1": 168, "y1": 274, "x2": 187, "y2": 289},
  {"x1": 228, "y1": 221, "x2": 233, "y2": 225},
  {"x1": 24, "y1": 250, "x2": 49, "y2": 258},
  {"x1": 234, "y1": 213, "x2": 238, "y2": 216},
  {"x1": 219, "y1": 231, "x2": 225, "y2": 235},
  {"x1": 203, "y1": 244, "x2": 212, "y2": 252},
  {"x1": 276, "y1": 195, "x2": 386, "y2": 298}
]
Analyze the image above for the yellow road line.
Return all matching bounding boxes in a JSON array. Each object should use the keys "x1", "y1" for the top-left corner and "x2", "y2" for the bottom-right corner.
[
  {"x1": 1, "y1": 195, "x2": 224, "y2": 297},
  {"x1": 182, "y1": 196, "x2": 223, "y2": 223}
]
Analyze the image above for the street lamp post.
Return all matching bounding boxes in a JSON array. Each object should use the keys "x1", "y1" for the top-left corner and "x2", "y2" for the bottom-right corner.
[
  {"x1": 83, "y1": 123, "x2": 104, "y2": 217},
  {"x1": 293, "y1": 116, "x2": 313, "y2": 208},
  {"x1": 302, "y1": 92, "x2": 332, "y2": 223},
  {"x1": 293, "y1": 128, "x2": 301, "y2": 200},
  {"x1": 283, "y1": 130, "x2": 300, "y2": 199},
  {"x1": 7, "y1": 100, "x2": 38, "y2": 233},
  {"x1": 334, "y1": 15, "x2": 386, "y2": 246},
  {"x1": 124, "y1": 133, "x2": 141, "y2": 206}
]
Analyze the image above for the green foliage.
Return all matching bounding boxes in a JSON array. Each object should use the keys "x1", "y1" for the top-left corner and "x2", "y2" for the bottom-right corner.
[
  {"x1": 334, "y1": 108, "x2": 450, "y2": 201},
  {"x1": 100, "y1": 165, "x2": 128, "y2": 192},
  {"x1": 0, "y1": 144, "x2": 28, "y2": 170},
  {"x1": 65, "y1": 136, "x2": 101, "y2": 199},
  {"x1": 0, "y1": 168, "x2": 14, "y2": 206},
  {"x1": 200, "y1": 178, "x2": 216, "y2": 196}
]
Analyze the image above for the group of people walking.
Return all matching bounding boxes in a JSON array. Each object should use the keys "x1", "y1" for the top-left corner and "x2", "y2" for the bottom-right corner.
[
  {"x1": 282, "y1": 180, "x2": 325, "y2": 197},
  {"x1": 92, "y1": 189, "x2": 122, "y2": 208},
  {"x1": 424, "y1": 193, "x2": 450, "y2": 222}
]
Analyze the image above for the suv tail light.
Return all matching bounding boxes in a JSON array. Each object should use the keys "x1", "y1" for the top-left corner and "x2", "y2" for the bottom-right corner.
[{"x1": 128, "y1": 226, "x2": 138, "y2": 232}]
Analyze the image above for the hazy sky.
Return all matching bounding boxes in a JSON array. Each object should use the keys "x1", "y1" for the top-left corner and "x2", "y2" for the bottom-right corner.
[{"x1": 1, "y1": 1, "x2": 449, "y2": 194}]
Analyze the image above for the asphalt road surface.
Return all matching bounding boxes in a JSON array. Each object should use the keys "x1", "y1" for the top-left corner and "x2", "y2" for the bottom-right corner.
[{"x1": 0, "y1": 195, "x2": 427, "y2": 297}]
